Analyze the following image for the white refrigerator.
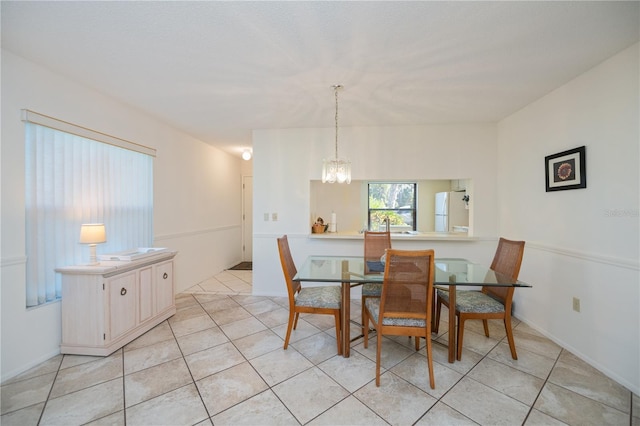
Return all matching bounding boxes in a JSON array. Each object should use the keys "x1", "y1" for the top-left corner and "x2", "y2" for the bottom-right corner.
[{"x1": 435, "y1": 192, "x2": 468, "y2": 232}]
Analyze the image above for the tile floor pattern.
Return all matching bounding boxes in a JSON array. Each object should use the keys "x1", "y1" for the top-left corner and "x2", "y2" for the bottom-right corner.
[{"x1": 2, "y1": 270, "x2": 638, "y2": 425}]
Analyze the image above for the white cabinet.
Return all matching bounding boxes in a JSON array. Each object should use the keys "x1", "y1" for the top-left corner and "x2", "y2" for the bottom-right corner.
[
  {"x1": 57, "y1": 251, "x2": 177, "y2": 356},
  {"x1": 450, "y1": 179, "x2": 467, "y2": 192}
]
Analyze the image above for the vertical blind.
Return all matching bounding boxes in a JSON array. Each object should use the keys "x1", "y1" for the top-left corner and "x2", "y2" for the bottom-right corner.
[{"x1": 24, "y1": 115, "x2": 154, "y2": 307}]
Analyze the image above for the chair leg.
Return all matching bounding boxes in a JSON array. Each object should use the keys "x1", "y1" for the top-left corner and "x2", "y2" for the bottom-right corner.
[
  {"x1": 504, "y1": 315, "x2": 518, "y2": 360},
  {"x1": 361, "y1": 295, "x2": 366, "y2": 335},
  {"x1": 415, "y1": 335, "x2": 420, "y2": 351},
  {"x1": 425, "y1": 333, "x2": 435, "y2": 390},
  {"x1": 375, "y1": 332, "x2": 382, "y2": 387},
  {"x1": 456, "y1": 315, "x2": 465, "y2": 361},
  {"x1": 334, "y1": 311, "x2": 342, "y2": 356},
  {"x1": 293, "y1": 312, "x2": 300, "y2": 329},
  {"x1": 482, "y1": 319, "x2": 490, "y2": 337},
  {"x1": 363, "y1": 308, "x2": 370, "y2": 348},
  {"x1": 283, "y1": 310, "x2": 296, "y2": 350},
  {"x1": 431, "y1": 287, "x2": 438, "y2": 330},
  {"x1": 434, "y1": 297, "x2": 442, "y2": 334}
]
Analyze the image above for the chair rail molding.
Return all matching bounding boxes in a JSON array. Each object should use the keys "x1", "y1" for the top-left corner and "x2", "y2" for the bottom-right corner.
[
  {"x1": 526, "y1": 241, "x2": 639, "y2": 271},
  {"x1": 154, "y1": 224, "x2": 240, "y2": 242},
  {"x1": 1, "y1": 256, "x2": 27, "y2": 268}
]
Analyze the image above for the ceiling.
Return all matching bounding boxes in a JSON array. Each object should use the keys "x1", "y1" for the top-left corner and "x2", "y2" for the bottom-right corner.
[{"x1": 2, "y1": 1, "x2": 638, "y2": 158}]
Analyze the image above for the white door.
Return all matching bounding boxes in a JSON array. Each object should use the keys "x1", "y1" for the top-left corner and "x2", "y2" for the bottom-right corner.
[{"x1": 242, "y1": 176, "x2": 253, "y2": 261}]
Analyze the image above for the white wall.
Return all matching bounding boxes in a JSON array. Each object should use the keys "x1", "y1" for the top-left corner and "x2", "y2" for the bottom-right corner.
[
  {"x1": 251, "y1": 124, "x2": 500, "y2": 297},
  {"x1": 497, "y1": 44, "x2": 639, "y2": 393},
  {"x1": 0, "y1": 50, "x2": 243, "y2": 381},
  {"x1": 250, "y1": 44, "x2": 640, "y2": 394}
]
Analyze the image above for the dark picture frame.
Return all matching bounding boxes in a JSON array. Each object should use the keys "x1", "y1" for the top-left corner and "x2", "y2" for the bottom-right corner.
[{"x1": 545, "y1": 146, "x2": 586, "y2": 192}]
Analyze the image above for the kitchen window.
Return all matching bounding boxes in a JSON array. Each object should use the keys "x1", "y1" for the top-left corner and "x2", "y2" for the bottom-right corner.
[{"x1": 368, "y1": 182, "x2": 416, "y2": 231}]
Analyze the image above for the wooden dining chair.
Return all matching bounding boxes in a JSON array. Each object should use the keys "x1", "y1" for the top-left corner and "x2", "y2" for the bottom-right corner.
[
  {"x1": 434, "y1": 237, "x2": 525, "y2": 361},
  {"x1": 363, "y1": 249, "x2": 436, "y2": 388},
  {"x1": 361, "y1": 231, "x2": 391, "y2": 333},
  {"x1": 277, "y1": 235, "x2": 342, "y2": 355}
]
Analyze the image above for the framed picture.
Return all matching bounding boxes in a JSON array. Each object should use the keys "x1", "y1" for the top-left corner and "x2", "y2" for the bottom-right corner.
[{"x1": 545, "y1": 146, "x2": 586, "y2": 192}]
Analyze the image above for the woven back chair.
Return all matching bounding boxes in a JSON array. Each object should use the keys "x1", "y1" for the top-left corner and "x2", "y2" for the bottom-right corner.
[
  {"x1": 363, "y1": 249, "x2": 436, "y2": 388},
  {"x1": 277, "y1": 235, "x2": 342, "y2": 355},
  {"x1": 435, "y1": 237, "x2": 525, "y2": 360},
  {"x1": 361, "y1": 231, "x2": 391, "y2": 333},
  {"x1": 364, "y1": 231, "x2": 392, "y2": 273}
]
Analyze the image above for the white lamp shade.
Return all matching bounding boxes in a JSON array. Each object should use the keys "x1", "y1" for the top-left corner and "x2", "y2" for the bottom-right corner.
[
  {"x1": 79, "y1": 223, "x2": 107, "y2": 244},
  {"x1": 242, "y1": 150, "x2": 252, "y2": 160}
]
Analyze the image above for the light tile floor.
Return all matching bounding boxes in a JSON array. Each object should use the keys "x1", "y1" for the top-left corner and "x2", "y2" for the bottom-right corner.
[{"x1": 2, "y1": 270, "x2": 638, "y2": 425}]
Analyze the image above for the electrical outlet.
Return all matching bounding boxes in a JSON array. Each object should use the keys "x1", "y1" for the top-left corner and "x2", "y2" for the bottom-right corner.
[
  {"x1": 572, "y1": 297, "x2": 580, "y2": 312},
  {"x1": 272, "y1": 212, "x2": 278, "y2": 221},
  {"x1": 263, "y1": 213, "x2": 269, "y2": 221}
]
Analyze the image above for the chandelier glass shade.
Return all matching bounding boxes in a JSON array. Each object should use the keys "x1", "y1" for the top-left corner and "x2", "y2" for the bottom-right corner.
[
  {"x1": 321, "y1": 85, "x2": 351, "y2": 184},
  {"x1": 322, "y1": 158, "x2": 351, "y2": 184}
]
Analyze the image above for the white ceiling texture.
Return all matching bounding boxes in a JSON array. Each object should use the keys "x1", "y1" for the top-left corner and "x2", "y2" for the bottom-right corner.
[{"x1": 2, "y1": 1, "x2": 639, "y2": 158}]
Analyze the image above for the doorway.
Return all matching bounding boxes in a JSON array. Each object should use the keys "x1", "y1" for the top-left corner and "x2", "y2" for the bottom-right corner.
[{"x1": 242, "y1": 175, "x2": 253, "y2": 262}]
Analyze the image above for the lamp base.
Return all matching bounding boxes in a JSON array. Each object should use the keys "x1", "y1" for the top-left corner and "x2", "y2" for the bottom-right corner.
[{"x1": 87, "y1": 244, "x2": 100, "y2": 266}]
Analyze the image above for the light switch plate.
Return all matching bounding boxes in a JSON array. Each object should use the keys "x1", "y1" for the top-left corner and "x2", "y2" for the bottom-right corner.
[{"x1": 272, "y1": 212, "x2": 278, "y2": 221}]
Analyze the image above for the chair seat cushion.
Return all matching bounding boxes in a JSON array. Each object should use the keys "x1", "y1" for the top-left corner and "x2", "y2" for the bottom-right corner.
[
  {"x1": 365, "y1": 298, "x2": 427, "y2": 328},
  {"x1": 296, "y1": 286, "x2": 341, "y2": 309},
  {"x1": 366, "y1": 261, "x2": 385, "y2": 272},
  {"x1": 362, "y1": 283, "x2": 382, "y2": 297},
  {"x1": 437, "y1": 289, "x2": 505, "y2": 314}
]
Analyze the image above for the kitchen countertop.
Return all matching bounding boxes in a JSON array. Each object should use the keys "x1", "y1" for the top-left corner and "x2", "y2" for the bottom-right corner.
[{"x1": 308, "y1": 231, "x2": 478, "y2": 241}]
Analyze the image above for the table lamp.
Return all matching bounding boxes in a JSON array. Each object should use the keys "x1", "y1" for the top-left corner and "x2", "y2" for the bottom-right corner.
[{"x1": 79, "y1": 223, "x2": 106, "y2": 265}]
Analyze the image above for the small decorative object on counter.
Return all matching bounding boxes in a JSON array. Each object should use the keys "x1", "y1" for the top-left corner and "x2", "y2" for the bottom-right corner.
[
  {"x1": 329, "y1": 212, "x2": 337, "y2": 233},
  {"x1": 312, "y1": 217, "x2": 327, "y2": 233}
]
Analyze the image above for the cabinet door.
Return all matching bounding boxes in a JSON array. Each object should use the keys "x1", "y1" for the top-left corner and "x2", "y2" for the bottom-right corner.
[
  {"x1": 107, "y1": 271, "x2": 137, "y2": 341},
  {"x1": 156, "y1": 261, "x2": 174, "y2": 313},
  {"x1": 138, "y1": 266, "x2": 154, "y2": 323},
  {"x1": 61, "y1": 275, "x2": 105, "y2": 347}
]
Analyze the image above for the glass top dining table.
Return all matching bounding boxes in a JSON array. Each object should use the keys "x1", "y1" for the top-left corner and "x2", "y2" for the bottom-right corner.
[{"x1": 294, "y1": 256, "x2": 531, "y2": 361}]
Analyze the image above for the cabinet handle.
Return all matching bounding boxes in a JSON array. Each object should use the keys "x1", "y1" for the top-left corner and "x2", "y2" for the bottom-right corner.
[
  {"x1": 163, "y1": 273, "x2": 168, "y2": 279},
  {"x1": 120, "y1": 287, "x2": 127, "y2": 296}
]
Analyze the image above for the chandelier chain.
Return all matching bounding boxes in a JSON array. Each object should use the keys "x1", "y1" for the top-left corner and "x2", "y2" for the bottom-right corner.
[
  {"x1": 334, "y1": 85, "x2": 340, "y2": 159},
  {"x1": 322, "y1": 84, "x2": 350, "y2": 184}
]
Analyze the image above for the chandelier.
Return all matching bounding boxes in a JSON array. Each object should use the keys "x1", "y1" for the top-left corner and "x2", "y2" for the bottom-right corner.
[{"x1": 322, "y1": 85, "x2": 351, "y2": 184}]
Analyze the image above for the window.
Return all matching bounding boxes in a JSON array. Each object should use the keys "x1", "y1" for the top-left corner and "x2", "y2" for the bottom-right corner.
[
  {"x1": 24, "y1": 111, "x2": 155, "y2": 307},
  {"x1": 368, "y1": 182, "x2": 416, "y2": 231}
]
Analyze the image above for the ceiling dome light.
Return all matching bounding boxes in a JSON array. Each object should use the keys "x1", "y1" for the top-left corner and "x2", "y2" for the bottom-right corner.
[
  {"x1": 242, "y1": 149, "x2": 252, "y2": 161},
  {"x1": 322, "y1": 85, "x2": 351, "y2": 184}
]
